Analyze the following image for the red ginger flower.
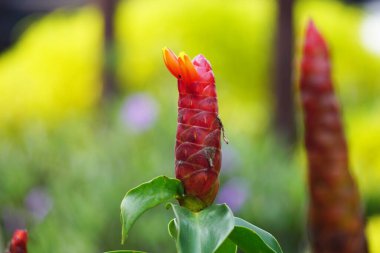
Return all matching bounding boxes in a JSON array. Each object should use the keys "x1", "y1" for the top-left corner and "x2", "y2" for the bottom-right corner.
[
  {"x1": 163, "y1": 47, "x2": 223, "y2": 211},
  {"x1": 7, "y1": 230, "x2": 28, "y2": 253},
  {"x1": 300, "y1": 21, "x2": 368, "y2": 253}
]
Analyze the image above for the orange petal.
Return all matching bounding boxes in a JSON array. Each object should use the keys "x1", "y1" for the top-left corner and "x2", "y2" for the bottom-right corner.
[
  {"x1": 163, "y1": 47, "x2": 181, "y2": 78},
  {"x1": 178, "y1": 52, "x2": 190, "y2": 82},
  {"x1": 181, "y1": 53, "x2": 199, "y2": 81},
  {"x1": 178, "y1": 52, "x2": 199, "y2": 82}
]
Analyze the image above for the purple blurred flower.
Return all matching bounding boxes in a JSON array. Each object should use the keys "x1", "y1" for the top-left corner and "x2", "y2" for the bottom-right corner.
[
  {"x1": 1, "y1": 208, "x2": 26, "y2": 235},
  {"x1": 221, "y1": 145, "x2": 241, "y2": 173},
  {"x1": 24, "y1": 188, "x2": 52, "y2": 221},
  {"x1": 217, "y1": 179, "x2": 249, "y2": 213},
  {"x1": 120, "y1": 93, "x2": 158, "y2": 133}
]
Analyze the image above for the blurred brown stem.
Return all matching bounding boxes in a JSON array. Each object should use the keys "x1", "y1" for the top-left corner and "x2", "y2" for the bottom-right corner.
[
  {"x1": 98, "y1": 0, "x2": 118, "y2": 100},
  {"x1": 273, "y1": 0, "x2": 296, "y2": 146}
]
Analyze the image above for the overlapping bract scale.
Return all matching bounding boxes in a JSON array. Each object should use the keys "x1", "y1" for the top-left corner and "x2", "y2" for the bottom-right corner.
[{"x1": 163, "y1": 48, "x2": 222, "y2": 208}]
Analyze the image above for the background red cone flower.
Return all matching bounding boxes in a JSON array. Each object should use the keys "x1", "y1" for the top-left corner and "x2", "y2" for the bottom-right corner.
[
  {"x1": 300, "y1": 20, "x2": 368, "y2": 253},
  {"x1": 7, "y1": 230, "x2": 28, "y2": 253},
  {"x1": 163, "y1": 48, "x2": 223, "y2": 211}
]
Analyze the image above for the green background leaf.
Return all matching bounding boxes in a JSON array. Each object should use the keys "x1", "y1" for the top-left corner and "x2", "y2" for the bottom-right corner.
[
  {"x1": 214, "y1": 238, "x2": 237, "y2": 253},
  {"x1": 121, "y1": 176, "x2": 183, "y2": 242},
  {"x1": 229, "y1": 217, "x2": 283, "y2": 253},
  {"x1": 168, "y1": 203, "x2": 235, "y2": 253}
]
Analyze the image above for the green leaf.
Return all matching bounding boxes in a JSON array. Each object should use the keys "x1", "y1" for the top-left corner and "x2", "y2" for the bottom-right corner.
[
  {"x1": 215, "y1": 238, "x2": 237, "y2": 253},
  {"x1": 229, "y1": 217, "x2": 283, "y2": 253},
  {"x1": 169, "y1": 218, "x2": 236, "y2": 253},
  {"x1": 121, "y1": 176, "x2": 183, "y2": 243},
  {"x1": 104, "y1": 251, "x2": 146, "y2": 253},
  {"x1": 168, "y1": 203, "x2": 235, "y2": 253}
]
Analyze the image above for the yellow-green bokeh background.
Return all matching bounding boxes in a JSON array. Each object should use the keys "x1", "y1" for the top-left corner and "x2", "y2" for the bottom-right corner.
[{"x1": 0, "y1": 0, "x2": 379, "y2": 252}]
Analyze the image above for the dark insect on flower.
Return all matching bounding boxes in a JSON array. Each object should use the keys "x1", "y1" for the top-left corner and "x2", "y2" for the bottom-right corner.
[
  {"x1": 300, "y1": 20, "x2": 368, "y2": 253},
  {"x1": 163, "y1": 48, "x2": 226, "y2": 211},
  {"x1": 7, "y1": 230, "x2": 28, "y2": 253}
]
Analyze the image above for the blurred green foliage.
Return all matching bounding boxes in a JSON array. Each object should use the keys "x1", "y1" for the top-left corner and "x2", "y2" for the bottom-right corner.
[{"x1": 0, "y1": 0, "x2": 379, "y2": 252}]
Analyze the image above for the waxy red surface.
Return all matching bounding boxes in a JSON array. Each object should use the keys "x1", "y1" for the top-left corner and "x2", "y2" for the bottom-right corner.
[{"x1": 163, "y1": 48, "x2": 222, "y2": 207}]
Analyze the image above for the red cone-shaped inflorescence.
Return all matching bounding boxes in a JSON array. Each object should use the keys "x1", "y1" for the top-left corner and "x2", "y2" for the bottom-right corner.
[
  {"x1": 7, "y1": 230, "x2": 28, "y2": 253},
  {"x1": 163, "y1": 48, "x2": 223, "y2": 211},
  {"x1": 300, "y1": 21, "x2": 368, "y2": 253}
]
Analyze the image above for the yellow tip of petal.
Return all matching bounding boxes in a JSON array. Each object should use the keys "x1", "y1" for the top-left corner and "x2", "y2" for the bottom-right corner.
[{"x1": 178, "y1": 51, "x2": 186, "y2": 59}]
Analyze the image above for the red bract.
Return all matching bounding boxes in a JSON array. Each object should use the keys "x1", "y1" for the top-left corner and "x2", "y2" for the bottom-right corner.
[
  {"x1": 163, "y1": 48, "x2": 223, "y2": 211},
  {"x1": 8, "y1": 230, "x2": 28, "y2": 253},
  {"x1": 300, "y1": 21, "x2": 368, "y2": 253}
]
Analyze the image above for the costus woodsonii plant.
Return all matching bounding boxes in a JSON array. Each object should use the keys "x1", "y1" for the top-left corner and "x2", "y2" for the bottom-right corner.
[
  {"x1": 300, "y1": 20, "x2": 368, "y2": 253},
  {"x1": 163, "y1": 47, "x2": 224, "y2": 211},
  {"x1": 106, "y1": 49, "x2": 283, "y2": 253}
]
